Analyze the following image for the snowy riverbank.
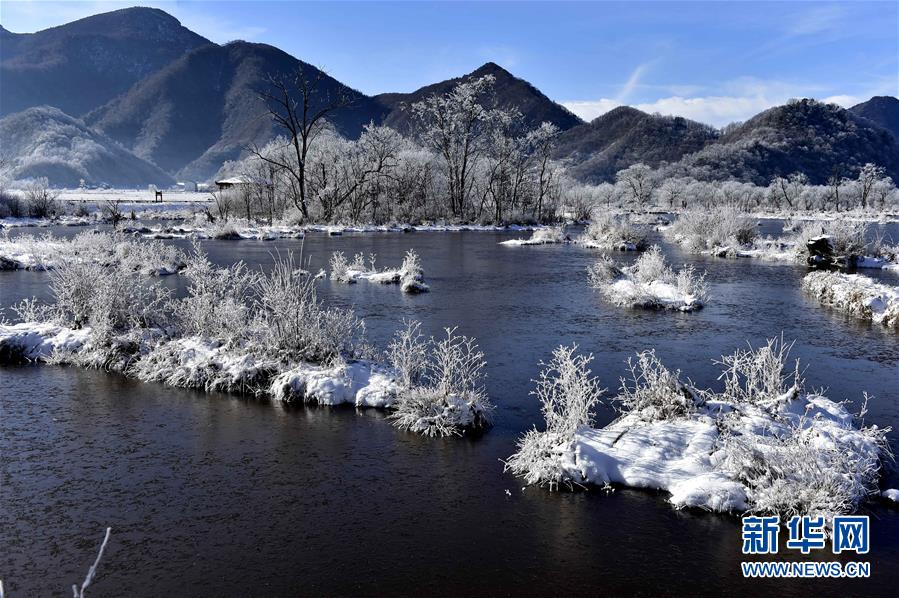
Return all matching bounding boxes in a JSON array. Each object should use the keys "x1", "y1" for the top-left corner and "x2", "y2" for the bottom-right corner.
[{"x1": 802, "y1": 271, "x2": 899, "y2": 328}]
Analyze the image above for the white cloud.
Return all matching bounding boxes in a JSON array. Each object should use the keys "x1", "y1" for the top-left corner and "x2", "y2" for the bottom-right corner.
[
  {"x1": 562, "y1": 95, "x2": 776, "y2": 127},
  {"x1": 821, "y1": 95, "x2": 861, "y2": 108},
  {"x1": 561, "y1": 99, "x2": 622, "y2": 122},
  {"x1": 561, "y1": 76, "x2": 884, "y2": 127}
]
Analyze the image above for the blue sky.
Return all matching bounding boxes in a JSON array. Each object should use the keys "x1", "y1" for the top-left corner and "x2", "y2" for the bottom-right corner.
[{"x1": 2, "y1": 1, "x2": 897, "y2": 126}]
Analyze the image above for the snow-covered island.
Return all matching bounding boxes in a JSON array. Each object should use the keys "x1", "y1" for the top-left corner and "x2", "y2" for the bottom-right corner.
[
  {"x1": 0, "y1": 245, "x2": 487, "y2": 437},
  {"x1": 587, "y1": 245, "x2": 709, "y2": 311},
  {"x1": 506, "y1": 340, "x2": 892, "y2": 521},
  {"x1": 329, "y1": 249, "x2": 430, "y2": 293}
]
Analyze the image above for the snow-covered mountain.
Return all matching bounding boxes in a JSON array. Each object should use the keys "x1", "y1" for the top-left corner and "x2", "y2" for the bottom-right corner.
[{"x1": 0, "y1": 106, "x2": 174, "y2": 188}]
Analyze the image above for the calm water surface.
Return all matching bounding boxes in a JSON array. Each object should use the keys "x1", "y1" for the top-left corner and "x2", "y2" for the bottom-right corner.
[{"x1": 2, "y1": 225, "x2": 898, "y2": 596}]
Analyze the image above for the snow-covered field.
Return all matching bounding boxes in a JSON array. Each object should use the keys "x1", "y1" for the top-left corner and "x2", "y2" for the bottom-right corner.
[{"x1": 802, "y1": 271, "x2": 899, "y2": 328}]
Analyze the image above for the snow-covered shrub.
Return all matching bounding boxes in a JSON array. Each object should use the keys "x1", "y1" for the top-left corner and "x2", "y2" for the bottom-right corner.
[
  {"x1": 208, "y1": 219, "x2": 241, "y2": 240},
  {"x1": 255, "y1": 252, "x2": 367, "y2": 362},
  {"x1": 668, "y1": 207, "x2": 757, "y2": 252},
  {"x1": 172, "y1": 245, "x2": 258, "y2": 342},
  {"x1": 793, "y1": 219, "x2": 870, "y2": 261},
  {"x1": 615, "y1": 350, "x2": 698, "y2": 420},
  {"x1": 582, "y1": 213, "x2": 648, "y2": 251},
  {"x1": 387, "y1": 319, "x2": 428, "y2": 388},
  {"x1": 47, "y1": 260, "x2": 170, "y2": 344},
  {"x1": 505, "y1": 345, "x2": 604, "y2": 489},
  {"x1": 717, "y1": 410, "x2": 890, "y2": 520},
  {"x1": 712, "y1": 336, "x2": 800, "y2": 406},
  {"x1": 399, "y1": 249, "x2": 429, "y2": 293},
  {"x1": 586, "y1": 255, "x2": 622, "y2": 286},
  {"x1": 631, "y1": 245, "x2": 669, "y2": 284},
  {"x1": 390, "y1": 326, "x2": 493, "y2": 436},
  {"x1": 0, "y1": 230, "x2": 185, "y2": 274},
  {"x1": 588, "y1": 245, "x2": 709, "y2": 311},
  {"x1": 501, "y1": 226, "x2": 568, "y2": 245},
  {"x1": 801, "y1": 271, "x2": 899, "y2": 328},
  {"x1": 329, "y1": 251, "x2": 353, "y2": 283},
  {"x1": 530, "y1": 226, "x2": 567, "y2": 244}
]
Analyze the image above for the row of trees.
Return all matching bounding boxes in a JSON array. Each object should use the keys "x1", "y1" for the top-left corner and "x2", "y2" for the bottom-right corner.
[
  {"x1": 217, "y1": 73, "x2": 566, "y2": 225},
  {"x1": 211, "y1": 68, "x2": 897, "y2": 225},
  {"x1": 591, "y1": 162, "x2": 898, "y2": 214}
]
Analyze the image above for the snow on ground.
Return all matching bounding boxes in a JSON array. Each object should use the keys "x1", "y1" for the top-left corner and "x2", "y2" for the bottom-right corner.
[
  {"x1": 801, "y1": 271, "x2": 899, "y2": 328},
  {"x1": 566, "y1": 390, "x2": 884, "y2": 515},
  {"x1": 270, "y1": 360, "x2": 401, "y2": 407},
  {"x1": 0, "y1": 322, "x2": 92, "y2": 361},
  {"x1": 588, "y1": 247, "x2": 708, "y2": 312},
  {"x1": 884, "y1": 489, "x2": 899, "y2": 502}
]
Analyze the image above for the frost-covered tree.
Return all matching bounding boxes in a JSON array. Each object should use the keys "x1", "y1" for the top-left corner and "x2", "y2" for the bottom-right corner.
[
  {"x1": 411, "y1": 74, "x2": 499, "y2": 219},
  {"x1": 615, "y1": 163, "x2": 658, "y2": 209},
  {"x1": 252, "y1": 65, "x2": 353, "y2": 221}
]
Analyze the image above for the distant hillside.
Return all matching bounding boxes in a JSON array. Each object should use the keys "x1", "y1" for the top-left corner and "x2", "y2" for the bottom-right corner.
[
  {"x1": 850, "y1": 96, "x2": 899, "y2": 143},
  {"x1": 554, "y1": 107, "x2": 718, "y2": 183},
  {"x1": 86, "y1": 41, "x2": 386, "y2": 181},
  {"x1": 0, "y1": 7, "x2": 211, "y2": 118},
  {"x1": 667, "y1": 99, "x2": 899, "y2": 184},
  {"x1": 374, "y1": 62, "x2": 582, "y2": 136},
  {"x1": 0, "y1": 106, "x2": 174, "y2": 188}
]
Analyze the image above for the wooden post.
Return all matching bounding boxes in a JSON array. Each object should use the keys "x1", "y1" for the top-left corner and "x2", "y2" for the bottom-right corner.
[{"x1": 155, "y1": 190, "x2": 163, "y2": 202}]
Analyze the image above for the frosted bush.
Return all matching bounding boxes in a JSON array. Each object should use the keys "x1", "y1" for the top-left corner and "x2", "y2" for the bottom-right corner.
[
  {"x1": 615, "y1": 350, "x2": 698, "y2": 421},
  {"x1": 47, "y1": 260, "x2": 170, "y2": 344},
  {"x1": 390, "y1": 326, "x2": 493, "y2": 436},
  {"x1": 712, "y1": 336, "x2": 800, "y2": 406},
  {"x1": 173, "y1": 245, "x2": 258, "y2": 342},
  {"x1": 505, "y1": 345, "x2": 605, "y2": 489},
  {"x1": 532, "y1": 345, "x2": 604, "y2": 439},
  {"x1": 255, "y1": 252, "x2": 367, "y2": 362},
  {"x1": 531, "y1": 226, "x2": 566, "y2": 243},
  {"x1": 208, "y1": 220, "x2": 241, "y2": 240},
  {"x1": 793, "y1": 219, "x2": 871, "y2": 260},
  {"x1": 388, "y1": 319, "x2": 428, "y2": 388},
  {"x1": 399, "y1": 249, "x2": 429, "y2": 293},
  {"x1": 329, "y1": 251, "x2": 352, "y2": 282},
  {"x1": 717, "y1": 417, "x2": 890, "y2": 520},
  {"x1": 586, "y1": 255, "x2": 622, "y2": 286},
  {"x1": 669, "y1": 207, "x2": 757, "y2": 252},
  {"x1": 632, "y1": 245, "x2": 671, "y2": 284},
  {"x1": 583, "y1": 213, "x2": 648, "y2": 251}
]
